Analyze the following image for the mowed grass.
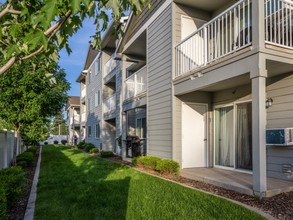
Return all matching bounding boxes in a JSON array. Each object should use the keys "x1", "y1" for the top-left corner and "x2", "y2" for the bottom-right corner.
[{"x1": 34, "y1": 145, "x2": 265, "y2": 220}]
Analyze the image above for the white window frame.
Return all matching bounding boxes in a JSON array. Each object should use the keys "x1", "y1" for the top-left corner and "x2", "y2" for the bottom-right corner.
[
  {"x1": 95, "y1": 56, "x2": 102, "y2": 75},
  {"x1": 95, "y1": 90, "x2": 101, "y2": 107},
  {"x1": 95, "y1": 123, "x2": 100, "y2": 139}
]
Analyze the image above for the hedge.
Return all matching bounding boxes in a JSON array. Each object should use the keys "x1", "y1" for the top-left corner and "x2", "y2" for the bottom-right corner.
[
  {"x1": 0, "y1": 167, "x2": 26, "y2": 209},
  {"x1": 132, "y1": 156, "x2": 180, "y2": 176},
  {"x1": 100, "y1": 151, "x2": 114, "y2": 158},
  {"x1": 16, "y1": 152, "x2": 34, "y2": 167},
  {"x1": 0, "y1": 185, "x2": 6, "y2": 220}
]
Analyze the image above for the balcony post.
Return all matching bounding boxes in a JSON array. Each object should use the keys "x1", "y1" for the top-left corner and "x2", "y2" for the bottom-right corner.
[
  {"x1": 252, "y1": 0, "x2": 265, "y2": 49},
  {"x1": 251, "y1": 65, "x2": 267, "y2": 197},
  {"x1": 120, "y1": 55, "x2": 127, "y2": 158}
]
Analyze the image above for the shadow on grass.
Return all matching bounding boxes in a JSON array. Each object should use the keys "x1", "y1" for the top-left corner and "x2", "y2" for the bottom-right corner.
[{"x1": 35, "y1": 145, "x2": 130, "y2": 220}]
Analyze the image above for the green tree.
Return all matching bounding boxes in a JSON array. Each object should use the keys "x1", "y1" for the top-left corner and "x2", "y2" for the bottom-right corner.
[
  {"x1": 0, "y1": 56, "x2": 70, "y2": 164},
  {"x1": 51, "y1": 113, "x2": 67, "y2": 135},
  {"x1": 0, "y1": 0, "x2": 149, "y2": 75}
]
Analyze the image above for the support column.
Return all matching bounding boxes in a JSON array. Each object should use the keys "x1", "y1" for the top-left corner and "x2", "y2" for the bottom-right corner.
[
  {"x1": 252, "y1": 0, "x2": 265, "y2": 49},
  {"x1": 251, "y1": 69, "x2": 267, "y2": 197},
  {"x1": 121, "y1": 111, "x2": 127, "y2": 160}
]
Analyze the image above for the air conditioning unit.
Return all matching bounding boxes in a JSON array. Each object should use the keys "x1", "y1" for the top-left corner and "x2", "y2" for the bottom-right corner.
[{"x1": 266, "y1": 128, "x2": 293, "y2": 146}]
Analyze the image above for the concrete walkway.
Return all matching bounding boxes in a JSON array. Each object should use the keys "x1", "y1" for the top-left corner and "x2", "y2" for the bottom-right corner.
[
  {"x1": 181, "y1": 167, "x2": 293, "y2": 197},
  {"x1": 24, "y1": 146, "x2": 42, "y2": 220}
]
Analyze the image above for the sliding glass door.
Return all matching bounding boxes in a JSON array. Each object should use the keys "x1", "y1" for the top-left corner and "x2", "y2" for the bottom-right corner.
[
  {"x1": 215, "y1": 106, "x2": 234, "y2": 168},
  {"x1": 236, "y1": 103, "x2": 252, "y2": 170},
  {"x1": 215, "y1": 102, "x2": 252, "y2": 171}
]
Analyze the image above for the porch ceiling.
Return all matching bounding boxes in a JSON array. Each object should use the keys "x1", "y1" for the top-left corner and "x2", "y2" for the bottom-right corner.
[
  {"x1": 174, "y1": 0, "x2": 232, "y2": 12},
  {"x1": 200, "y1": 74, "x2": 250, "y2": 92},
  {"x1": 267, "y1": 60, "x2": 293, "y2": 78},
  {"x1": 123, "y1": 31, "x2": 146, "y2": 58}
]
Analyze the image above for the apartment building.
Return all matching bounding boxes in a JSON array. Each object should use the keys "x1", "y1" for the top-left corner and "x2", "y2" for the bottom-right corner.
[
  {"x1": 78, "y1": 0, "x2": 293, "y2": 196},
  {"x1": 66, "y1": 96, "x2": 80, "y2": 145}
]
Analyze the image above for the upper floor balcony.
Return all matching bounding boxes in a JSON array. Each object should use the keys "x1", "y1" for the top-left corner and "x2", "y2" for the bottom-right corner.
[
  {"x1": 103, "y1": 93, "x2": 116, "y2": 120},
  {"x1": 124, "y1": 66, "x2": 147, "y2": 101},
  {"x1": 81, "y1": 88, "x2": 86, "y2": 99},
  {"x1": 175, "y1": 0, "x2": 293, "y2": 78},
  {"x1": 81, "y1": 113, "x2": 86, "y2": 124},
  {"x1": 104, "y1": 55, "x2": 121, "y2": 85},
  {"x1": 70, "y1": 115, "x2": 80, "y2": 126}
]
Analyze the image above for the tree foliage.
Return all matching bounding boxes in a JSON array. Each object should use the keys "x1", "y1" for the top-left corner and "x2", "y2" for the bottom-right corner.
[
  {"x1": 0, "y1": 0, "x2": 149, "y2": 75},
  {"x1": 51, "y1": 113, "x2": 67, "y2": 135},
  {"x1": 0, "y1": 55, "x2": 70, "y2": 144}
]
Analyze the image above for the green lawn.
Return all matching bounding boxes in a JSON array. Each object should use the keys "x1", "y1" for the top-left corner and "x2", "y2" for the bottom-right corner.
[{"x1": 34, "y1": 145, "x2": 265, "y2": 220}]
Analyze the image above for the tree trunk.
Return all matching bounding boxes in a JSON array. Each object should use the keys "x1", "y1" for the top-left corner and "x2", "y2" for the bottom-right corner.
[{"x1": 12, "y1": 129, "x2": 19, "y2": 166}]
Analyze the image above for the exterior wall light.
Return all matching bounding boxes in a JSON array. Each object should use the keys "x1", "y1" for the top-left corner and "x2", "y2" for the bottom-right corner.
[{"x1": 266, "y1": 98, "x2": 273, "y2": 109}]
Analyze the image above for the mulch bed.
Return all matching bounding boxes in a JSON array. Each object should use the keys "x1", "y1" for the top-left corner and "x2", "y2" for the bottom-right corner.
[
  {"x1": 105, "y1": 155, "x2": 293, "y2": 220},
  {"x1": 8, "y1": 150, "x2": 293, "y2": 220},
  {"x1": 7, "y1": 149, "x2": 39, "y2": 220}
]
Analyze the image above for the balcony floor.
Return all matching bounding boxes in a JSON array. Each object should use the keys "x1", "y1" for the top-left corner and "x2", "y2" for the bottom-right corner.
[{"x1": 181, "y1": 168, "x2": 293, "y2": 197}]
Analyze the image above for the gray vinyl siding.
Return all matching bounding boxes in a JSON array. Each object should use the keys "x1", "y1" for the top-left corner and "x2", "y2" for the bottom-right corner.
[
  {"x1": 128, "y1": 0, "x2": 166, "y2": 41},
  {"x1": 147, "y1": 4, "x2": 173, "y2": 159},
  {"x1": 86, "y1": 53, "x2": 103, "y2": 149},
  {"x1": 115, "y1": 66, "x2": 122, "y2": 140},
  {"x1": 210, "y1": 73, "x2": 293, "y2": 181},
  {"x1": 266, "y1": 73, "x2": 293, "y2": 181}
]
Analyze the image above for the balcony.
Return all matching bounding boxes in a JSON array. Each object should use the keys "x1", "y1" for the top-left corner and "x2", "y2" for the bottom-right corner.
[
  {"x1": 81, "y1": 88, "x2": 86, "y2": 99},
  {"x1": 70, "y1": 115, "x2": 80, "y2": 126},
  {"x1": 175, "y1": 0, "x2": 293, "y2": 77},
  {"x1": 124, "y1": 66, "x2": 147, "y2": 100},
  {"x1": 104, "y1": 55, "x2": 120, "y2": 78},
  {"x1": 81, "y1": 113, "x2": 86, "y2": 124},
  {"x1": 103, "y1": 93, "x2": 116, "y2": 119}
]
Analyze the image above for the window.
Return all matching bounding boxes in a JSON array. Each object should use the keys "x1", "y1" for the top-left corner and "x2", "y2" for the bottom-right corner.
[
  {"x1": 88, "y1": 126, "x2": 91, "y2": 138},
  {"x1": 95, "y1": 56, "x2": 101, "y2": 75},
  {"x1": 95, "y1": 123, "x2": 100, "y2": 139},
  {"x1": 136, "y1": 117, "x2": 146, "y2": 138},
  {"x1": 95, "y1": 91, "x2": 101, "y2": 107}
]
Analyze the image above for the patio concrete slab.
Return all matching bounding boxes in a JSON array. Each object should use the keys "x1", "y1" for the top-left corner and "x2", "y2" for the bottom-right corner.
[{"x1": 181, "y1": 168, "x2": 293, "y2": 197}]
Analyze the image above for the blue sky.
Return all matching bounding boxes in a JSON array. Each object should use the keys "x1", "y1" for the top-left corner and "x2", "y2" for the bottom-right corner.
[{"x1": 59, "y1": 18, "x2": 96, "y2": 96}]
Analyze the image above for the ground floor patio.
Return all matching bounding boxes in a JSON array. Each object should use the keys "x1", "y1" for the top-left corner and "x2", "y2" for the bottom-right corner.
[{"x1": 181, "y1": 168, "x2": 293, "y2": 197}]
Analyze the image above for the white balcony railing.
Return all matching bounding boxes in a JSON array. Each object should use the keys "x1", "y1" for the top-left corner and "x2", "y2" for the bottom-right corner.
[
  {"x1": 70, "y1": 115, "x2": 80, "y2": 125},
  {"x1": 175, "y1": 0, "x2": 293, "y2": 77},
  {"x1": 81, "y1": 113, "x2": 86, "y2": 123},
  {"x1": 104, "y1": 93, "x2": 116, "y2": 114},
  {"x1": 176, "y1": 0, "x2": 252, "y2": 77},
  {"x1": 265, "y1": 0, "x2": 293, "y2": 49},
  {"x1": 125, "y1": 66, "x2": 147, "y2": 100},
  {"x1": 81, "y1": 88, "x2": 86, "y2": 99},
  {"x1": 104, "y1": 55, "x2": 120, "y2": 77}
]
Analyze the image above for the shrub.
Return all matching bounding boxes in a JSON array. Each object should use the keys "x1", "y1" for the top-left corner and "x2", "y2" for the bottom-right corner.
[
  {"x1": 77, "y1": 140, "x2": 86, "y2": 149},
  {"x1": 16, "y1": 151, "x2": 34, "y2": 167},
  {"x1": 17, "y1": 161, "x2": 27, "y2": 169},
  {"x1": 100, "y1": 151, "x2": 114, "y2": 158},
  {"x1": 26, "y1": 146, "x2": 37, "y2": 155},
  {"x1": 53, "y1": 140, "x2": 59, "y2": 144},
  {"x1": 84, "y1": 143, "x2": 96, "y2": 152},
  {"x1": 0, "y1": 185, "x2": 6, "y2": 220},
  {"x1": 61, "y1": 139, "x2": 67, "y2": 145},
  {"x1": 89, "y1": 148, "x2": 99, "y2": 153},
  {"x1": 0, "y1": 167, "x2": 26, "y2": 209},
  {"x1": 44, "y1": 142, "x2": 48, "y2": 145},
  {"x1": 155, "y1": 159, "x2": 180, "y2": 176},
  {"x1": 132, "y1": 156, "x2": 162, "y2": 170}
]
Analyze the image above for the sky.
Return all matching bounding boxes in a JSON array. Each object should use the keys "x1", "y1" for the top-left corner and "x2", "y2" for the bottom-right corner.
[{"x1": 58, "y1": 18, "x2": 96, "y2": 97}]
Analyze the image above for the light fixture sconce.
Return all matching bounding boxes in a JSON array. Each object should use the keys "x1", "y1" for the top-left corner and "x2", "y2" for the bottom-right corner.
[{"x1": 266, "y1": 98, "x2": 273, "y2": 109}]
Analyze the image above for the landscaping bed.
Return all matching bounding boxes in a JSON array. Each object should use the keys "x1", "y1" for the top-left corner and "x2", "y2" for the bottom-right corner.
[
  {"x1": 105, "y1": 155, "x2": 293, "y2": 220},
  {"x1": 7, "y1": 147, "x2": 39, "y2": 220}
]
